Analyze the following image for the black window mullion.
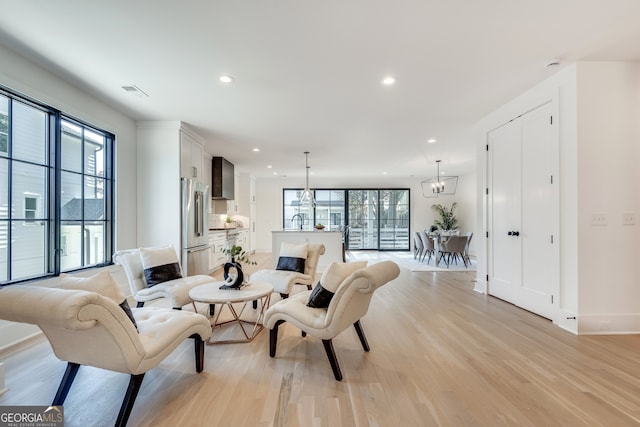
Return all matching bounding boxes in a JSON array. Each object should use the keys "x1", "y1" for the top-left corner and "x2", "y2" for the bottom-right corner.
[
  {"x1": 105, "y1": 133, "x2": 114, "y2": 263},
  {"x1": 51, "y1": 113, "x2": 61, "y2": 274},
  {"x1": 80, "y1": 127, "x2": 85, "y2": 267},
  {"x1": 5, "y1": 98, "x2": 12, "y2": 281}
]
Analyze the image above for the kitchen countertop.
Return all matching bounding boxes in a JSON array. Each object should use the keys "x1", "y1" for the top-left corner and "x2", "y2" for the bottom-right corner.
[
  {"x1": 272, "y1": 229, "x2": 340, "y2": 233},
  {"x1": 209, "y1": 227, "x2": 248, "y2": 231}
]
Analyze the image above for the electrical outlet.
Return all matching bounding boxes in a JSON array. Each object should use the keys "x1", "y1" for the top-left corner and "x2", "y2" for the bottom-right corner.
[
  {"x1": 591, "y1": 213, "x2": 608, "y2": 226},
  {"x1": 599, "y1": 321, "x2": 611, "y2": 331},
  {"x1": 622, "y1": 211, "x2": 635, "y2": 226}
]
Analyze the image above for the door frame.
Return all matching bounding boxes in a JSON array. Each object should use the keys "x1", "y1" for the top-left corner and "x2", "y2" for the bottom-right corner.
[{"x1": 485, "y1": 98, "x2": 560, "y2": 322}]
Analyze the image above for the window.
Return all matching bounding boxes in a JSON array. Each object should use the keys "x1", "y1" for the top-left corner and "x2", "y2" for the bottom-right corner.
[
  {"x1": 23, "y1": 194, "x2": 40, "y2": 224},
  {"x1": 283, "y1": 188, "x2": 409, "y2": 250},
  {"x1": 0, "y1": 87, "x2": 114, "y2": 284}
]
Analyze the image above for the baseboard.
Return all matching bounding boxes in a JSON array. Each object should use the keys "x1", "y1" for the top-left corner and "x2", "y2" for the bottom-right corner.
[
  {"x1": 0, "y1": 322, "x2": 42, "y2": 354},
  {"x1": 473, "y1": 277, "x2": 487, "y2": 294},
  {"x1": 578, "y1": 313, "x2": 640, "y2": 335}
]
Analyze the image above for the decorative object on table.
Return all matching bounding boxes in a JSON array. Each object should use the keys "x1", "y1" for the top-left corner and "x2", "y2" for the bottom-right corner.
[
  {"x1": 220, "y1": 245, "x2": 256, "y2": 289},
  {"x1": 298, "y1": 151, "x2": 316, "y2": 207},
  {"x1": 314, "y1": 223, "x2": 325, "y2": 230},
  {"x1": 431, "y1": 202, "x2": 459, "y2": 231},
  {"x1": 421, "y1": 160, "x2": 458, "y2": 197}
]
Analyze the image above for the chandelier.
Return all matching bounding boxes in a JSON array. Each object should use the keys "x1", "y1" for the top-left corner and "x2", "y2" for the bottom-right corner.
[
  {"x1": 421, "y1": 160, "x2": 458, "y2": 198},
  {"x1": 298, "y1": 151, "x2": 316, "y2": 207}
]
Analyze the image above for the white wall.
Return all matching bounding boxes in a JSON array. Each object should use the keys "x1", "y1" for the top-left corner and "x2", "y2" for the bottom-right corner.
[
  {"x1": 254, "y1": 174, "x2": 477, "y2": 254},
  {"x1": 576, "y1": 62, "x2": 640, "y2": 333},
  {"x1": 136, "y1": 121, "x2": 182, "y2": 250},
  {"x1": 0, "y1": 42, "x2": 138, "y2": 350}
]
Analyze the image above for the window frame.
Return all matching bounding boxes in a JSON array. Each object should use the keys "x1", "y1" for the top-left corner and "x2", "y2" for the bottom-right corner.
[
  {"x1": 0, "y1": 84, "x2": 115, "y2": 285},
  {"x1": 282, "y1": 187, "x2": 410, "y2": 251}
]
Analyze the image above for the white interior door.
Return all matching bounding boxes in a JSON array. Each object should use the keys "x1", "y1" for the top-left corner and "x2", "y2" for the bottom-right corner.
[
  {"x1": 487, "y1": 102, "x2": 558, "y2": 320},
  {"x1": 488, "y1": 120, "x2": 522, "y2": 303},
  {"x1": 519, "y1": 103, "x2": 558, "y2": 319}
]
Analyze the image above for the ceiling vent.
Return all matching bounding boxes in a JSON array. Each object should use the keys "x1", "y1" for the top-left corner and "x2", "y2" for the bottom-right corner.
[{"x1": 121, "y1": 85, "x2": 148, "y2": 97}]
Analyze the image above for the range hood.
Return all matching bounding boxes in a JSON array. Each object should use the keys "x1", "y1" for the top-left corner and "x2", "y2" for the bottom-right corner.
[{"x1": 212, "y1": 157, "x2": 234, "y2": 199}]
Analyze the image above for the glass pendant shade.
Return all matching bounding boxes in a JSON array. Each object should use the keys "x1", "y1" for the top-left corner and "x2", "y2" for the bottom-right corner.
[{"x1": 299, "y1": 152, "x2": 316, "y2": 207}]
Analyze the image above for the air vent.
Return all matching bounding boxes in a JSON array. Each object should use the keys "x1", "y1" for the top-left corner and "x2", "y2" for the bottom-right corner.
[{"x1": 121, "y1": 85, "x2": 148, "y2": 97}]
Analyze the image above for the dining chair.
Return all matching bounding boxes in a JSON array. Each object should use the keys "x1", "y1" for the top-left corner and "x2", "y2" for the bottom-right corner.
[
  {"x1": 463, "y1": 232, "x2": 473, "y2": 266},
  {"x1": 439, "y1": 235, "x2": 468, "y2": 267},
  {"x1": 413, "y1": 232, "x2": 424, "y2": 260},
  {"x1": 419, "y1": 230, "x2": 435, "y2": 263}
]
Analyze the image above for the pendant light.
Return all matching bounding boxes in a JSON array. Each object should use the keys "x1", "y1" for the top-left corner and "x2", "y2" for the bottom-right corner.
[
  {"x1": 299, "y1": 151, "x2": 316, "y2": 207},
  {"x1": 421, "y1": 160, "x2": 458, "y2": 198}
]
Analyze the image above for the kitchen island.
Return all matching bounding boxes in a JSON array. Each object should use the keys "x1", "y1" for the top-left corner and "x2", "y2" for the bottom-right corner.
[{"x1": 271, "y1": 230, "x2": 343, "y2": 273}]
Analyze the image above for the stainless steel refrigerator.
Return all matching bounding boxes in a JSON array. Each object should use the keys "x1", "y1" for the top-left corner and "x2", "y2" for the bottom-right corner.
[{"x1": 181, "y1": 177, "x2": 210, "y2": 276}]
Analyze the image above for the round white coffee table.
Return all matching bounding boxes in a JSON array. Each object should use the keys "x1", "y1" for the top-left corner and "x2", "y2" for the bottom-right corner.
[{"x1": 189, "y1": 281, "x2": 273, "y2": 344}]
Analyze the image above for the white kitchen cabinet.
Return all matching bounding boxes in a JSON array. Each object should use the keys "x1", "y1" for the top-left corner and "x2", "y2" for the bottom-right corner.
[
  {"x1": 180, "y1": 130, "x2": 204, "y2": 183},
  {"x1": 209, "y1": 231, "x2": 228, "y2": 272},
  {"x1": 236, "y1": 172, "x2": 254, "y2": 216},
  {"x1": 202, "y1": 152, "x2": 212, "y2": 190},
  {"x1": 237, "y1": 229, "x2": 249, "y2": 249}
]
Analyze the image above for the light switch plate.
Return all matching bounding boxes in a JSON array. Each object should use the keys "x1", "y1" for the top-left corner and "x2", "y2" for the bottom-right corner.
[
  {"x1": 622, "y1": 211, "x2": 635, "y2": 226},
  {"x1": 591, "y1": 213, "x2": 608, "y2": 226}
]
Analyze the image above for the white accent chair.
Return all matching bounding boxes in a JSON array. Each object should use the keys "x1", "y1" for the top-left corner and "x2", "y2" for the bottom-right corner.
[
  {"x1": 114, "y1": 247, "x2": 214, "y2": 309},
  {"x1": 0, "y1": 285, "x2": 211, "y2": 427},
  {"x1": 264, "y1": 260, "x2": 400, "y2": 381},
  {"x1": 251, "y1": 243, "x2": 325, "y2": 299}
]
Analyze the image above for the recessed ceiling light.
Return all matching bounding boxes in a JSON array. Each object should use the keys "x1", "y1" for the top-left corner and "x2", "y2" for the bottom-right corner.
[
  {"x1": 382, "y1": 171, "x2": 388, "y2": 175},
  {"x1": 273, "y1": 171, "x2": 278, "y2": 175},
  {"x1": 427, "y1": 138, "x2": 437, "y2": 143},
  {"x1": 252, "y1": 148, "x2": 260, "y2": 152},
  {"x1": 267, "y1": 165, "x2": 272, "y2": 169},
  {"x1": 219, "y1": 74, "x2": 234, "y2": 84},
  {"x1": 381, "y1": 76, "x2": 396, "y2": 86}
]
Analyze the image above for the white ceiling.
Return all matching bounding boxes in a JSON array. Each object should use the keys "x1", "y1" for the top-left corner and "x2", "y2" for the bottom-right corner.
[{"x1": 1, "y1": 1, "x2": 639, "y2": 180}]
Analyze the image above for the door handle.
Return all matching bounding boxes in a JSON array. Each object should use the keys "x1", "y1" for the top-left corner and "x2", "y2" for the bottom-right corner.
[
  {"x1": 507, "y1": 231, "x2": 513, "y2": 236},
  {"x1": 513, "y1": 231, "x2": 520, "y2": 236}
]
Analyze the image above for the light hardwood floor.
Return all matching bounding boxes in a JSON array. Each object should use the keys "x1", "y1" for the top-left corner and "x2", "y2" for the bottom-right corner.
[{"x1": 1, "y1": 253, "x2": 640, "y2": 426}]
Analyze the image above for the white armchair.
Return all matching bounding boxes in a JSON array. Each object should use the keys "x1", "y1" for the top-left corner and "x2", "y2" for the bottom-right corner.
[
  {"x1": 264, "y1": 260, "x2": 400, "y2": 381},
  {"x1": 251, "y1": 243, "x2": 325, "y2": 299},
  {"x1": 114, "y1": 245, "x2": 214, "y2": 309},
  {"x1": 0, "y1": 284, "x2": 211, "y2": 427}
]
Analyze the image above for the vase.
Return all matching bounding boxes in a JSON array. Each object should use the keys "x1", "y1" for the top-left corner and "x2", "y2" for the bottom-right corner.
[{"x1": 220, "y1": 258, "x2": 244, "y2": 289}]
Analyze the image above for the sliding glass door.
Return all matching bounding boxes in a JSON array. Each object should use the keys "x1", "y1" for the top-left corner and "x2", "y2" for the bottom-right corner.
[
  {"x1": 283, "y1": 188, "x2": 409, "y2": 250},
  {"x1": 346, "y1": 189, "x2": 409, "y2": 250}
]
